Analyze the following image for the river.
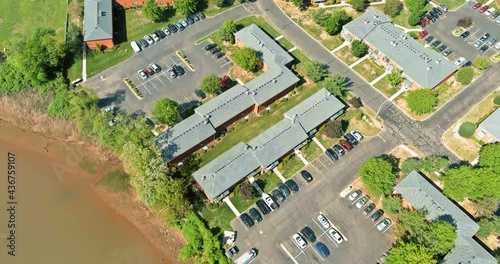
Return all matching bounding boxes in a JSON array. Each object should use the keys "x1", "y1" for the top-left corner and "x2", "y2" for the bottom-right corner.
[{"x1": 0, "y1": 123, "x2": 167, "y2": 264}]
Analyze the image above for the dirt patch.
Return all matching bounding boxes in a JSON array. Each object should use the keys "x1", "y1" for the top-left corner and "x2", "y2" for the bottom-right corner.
[
  {"x1": 484, "y1": 234, "x2": 500, "y2": 250},
  {"x1": 230, "y1": 65, "x2": 257, "y2": 83}
]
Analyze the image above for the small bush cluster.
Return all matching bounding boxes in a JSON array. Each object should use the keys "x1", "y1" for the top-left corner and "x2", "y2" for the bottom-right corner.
[
  {"x1": 124, "y1": 78, "x2": 143, "y2": 99},
  {"x1": 176, "y1": 51, "x2": 195, "y2": 71}
]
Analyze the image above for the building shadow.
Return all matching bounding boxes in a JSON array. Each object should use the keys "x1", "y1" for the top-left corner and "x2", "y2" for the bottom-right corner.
[{"x1": 113, "y1": 4, "x2": 128, "y2": 44}]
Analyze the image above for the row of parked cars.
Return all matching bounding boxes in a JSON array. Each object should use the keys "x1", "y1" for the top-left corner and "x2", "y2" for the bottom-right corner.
[
  {"x1": 137, "y1": 63, "x2": 185, "y2": 80},
  {"x1": 324, "y1": 130, "x2": 363, "y2": 162},
  {"x1": 347, "y1": 190, "x2": 391, "y2": 232},
  {"x1": 471, "y1": 32, "x2": 499, "y2": 53},
  {"x1": 204, "y1": 43, "x2": 226, "y2": 59},
  {"x1": 239, "y1": 179, "x2": 301, "y2": 229},
  {"x1": 421, "y1": 5, "x2": 448, "y2": 27},
  {"x1": 472, "y1": 3, "x2": 500, "y2": 23},
  {"x1": 131, "y1": 12, "x2": 206, "y2": 52}
]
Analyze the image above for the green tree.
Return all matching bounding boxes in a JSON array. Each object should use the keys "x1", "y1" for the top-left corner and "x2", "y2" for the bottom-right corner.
[
  {"x1": 385, "y1": 242, "x2": 436, "y2": 264},
  {"x1": 324, "y1": 10, "x2": 352, "y2": 35},
  {"x1": 479, "y1": 143, "x2": 500, "y2": 173},
  {"x1": 219, "y1": 19, "x2": 237, "y2": 43},
  {"x1": 66, "y1": 24, "x2": 84, "y2": 57},
  {"x1": 233, "y1": 47, "x2": 259, "y2": 71},
  {"x1": 494, "y1": 95, "x2": 500, "y2": 105},
  {"x1": 442, "y1": 166, "x2": 500, "y2": 201},
  {"x1": 424, "y1": 220, "x2": 457, "y2": 256},
  {"x1": 201, "y1": 74, "x2": 221, "y2": 95},
  {"x1": 312, "y1": 9, "x2": 330, "y2": 26},
  {"x1": 384, "y1": 0, "x2": 403, "y2": 17},
  {"x1": 240, "y1": 182, "x2": 255, "y2": 201},
  {"x1": 401, "y1": 158, "x2": 423, "y2": 173},
  {"x1": 477, "y1": 217, "x2": 496, "y2": 238},
  {"x1": 382, "y1": 195, "x2": 402, "y2": 215},
  {"x1": 152, "y1": 97, "x2": 180, "y2": 125},
  {"x1": 398, "y1": 209, "x2": 428, "y2": 237},
  {"x1": 406, "y1": 89, "x2": 437, "y2": 115},
  {"x1": 405, "y1": 0, "x2": 426, "y2": 12},
  {"x1": 297, "y1": 60, "x2": 326, "y2": 82},
  {"x1": 142, "y1": 0, "x2": 164, "y2": 22},
  {"x1": 458, "y1": 121, "x2": 477, "y2": 138},
  {"x1": 472, "y1": 196, "x2": 499, "y2": 218},
  {"x1": 213, "y1": 0, "x2": 226, "y2": 7},
  {"x1": 473, "y1": 55, "x2": 492, "y2": 70},
  {"x1": 358, "y1": 158, "x2": 397, "y2": 197},
  {"x1": 387, "y1": 69, "x2": 403, "y2": 87},
  {"x1": 324, "y1": 119, "x2": 343, "y2": 138},
  {"x1": 351, "y1": 39, "x2": 368, "y2": 57},
  {"x1": 155, "y1": 176, "x2": 192, "y2": 223},
  {"x1": 48, "y1": 87, "x2": 72, "y2": 119},
  {"x1": 174, "y1": 0, "x2": 197, "y2": 16},
  {"x1": 455, "y1": 66, "x2": 474, "y2": 85},
  {"x1": 421, "y1": 156, "x2": 448, "y2": 173},
  {"x1": 408, "y1": 11, "x2": 424, "y2": 26},
  {"x1": 291, "y1": 0, "x2": 308, "y2": 7},
  {"x1": 351, "y1": 0, "x2": 366, "y2": 11},
  {"x1": 322, "y1": 74, "x2": 348, "y2": 97},
  {"x1": 350, "y1": 97, "x2": 362, "y2": 108}
]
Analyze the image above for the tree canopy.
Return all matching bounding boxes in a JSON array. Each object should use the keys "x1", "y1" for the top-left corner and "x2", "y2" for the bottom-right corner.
[
  {"x1": 152, "y1": 97, "x2": 180, "y2": 125},
  {"x1": 351, "y1": 0, "x2": 366, "y2": 12},
  {"x1": 406, "y1": 89, "x2": 437, "y2": 115},
  {"x1": 382, "y1": 195, "x2": 402, "y2": 215},
  {"x1": 387, "y1": 69, "x2": 403, "y2": 87},
  {"x1": 219, "y1": 19, "x2": 238, "y2": 43},
  {"x1": 233, "y1": 47, "x2": 259, "y2": 71},
  {"x1": 174, "y1": 0, "x2": 197, "y2": 16},
  {"x1": 385, "y1": 242, "x2": 437, "y2": 264},
  {"x1": 296, "y1": 60, "x2": 326, "y2": 82},
  {"x1": 405, "y1": 0, "x2": 426, "y2": 12},
  {"x1": 324, "y1": 119, "x2": 343, "y2": 138},
  {"x1": 473, "y1": 55, "x2": 492, "y2": 70},
  {"x1": 358, "y1": 157, "x2": 397, "y2": 197},
  {"x1": 351, "y1": 39, "x2": 368, "y2": 57},
  {"x1": 384, "y1": 0, "x2": 403, "y2": 17},
  {"x1": 479, "y1": 143, "x2": 500, "y2": 173},
  {"x1": 472, "y1": 196, "x2": 499, "y2": 218},
  {"x1": 324, "y1": 10, "x2": 352, "y2": 35},
  {"x1": 455, "y1": 66, "x2": 474, "y2": 85},
  {"x1": 442, "y1": 165, "x2": 500, "y2": 201},
  {"x1": 142, "y1": 0, "x2": 164, "y2": 22},
  {"x1": 322, "y1": 74, "x2": 348, "y2": 97},
  {"x1": 201, "y1": 74, "x2": 221, "y2": 95}
]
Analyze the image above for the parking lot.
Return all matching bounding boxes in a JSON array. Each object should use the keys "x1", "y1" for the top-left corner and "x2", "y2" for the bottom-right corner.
[
  {"x1": 424, "y1": 2, "x2": 500, "y2": 62},
  {"x1": 229, "y1": 134, "x2": 395, "y2": 264}
]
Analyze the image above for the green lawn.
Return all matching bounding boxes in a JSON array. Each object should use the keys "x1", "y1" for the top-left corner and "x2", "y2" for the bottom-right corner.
[
  {"x1": 370, "y1": 6, "x2": 432, "y2": 29},
  {"x1": 204, "y1": 1, "x2": 241, "y2": 17},
  {"x1": 334, "y1": 46, "x2": 359, "y2": 66},
  {"x1": 301, "y1": 140, "x2": 323, "y2": 161},
  {"x1": 255, "y1": 172, "x2": 283, "y2": 193},
  {"x1": 0, "y1": 0, "x2": 67, "y2": 48},
  {"x1": 297, "y1": 18, "x2": 343, "y2": 50},
  {"x1": 231, "y1": 192, "x2": 261, "y2": 213},
  {"x1": 352, "y1": 59, "x2": 386, "y2": 83},
  {"x1": 280, "y1": 156, "x2": 305, "y2": 179},
  {"x1": 198, "y1": 203, "x2": 235, "y2": 235},
  {"x1": 431, "y1": 0, "x2": 465, "y2": 10},
  {"x1": 237, "y1": 16, "x2": 281, "y2": 38},
  {"x1": 278, "y1": 38, "x2": 295, "y2": 50},
  {"x1": 68, "y1": 58, "x2": 83, "y2": 81},
  {"x1": 373, "y1": 75, "x2": 399, "y2": 98}
]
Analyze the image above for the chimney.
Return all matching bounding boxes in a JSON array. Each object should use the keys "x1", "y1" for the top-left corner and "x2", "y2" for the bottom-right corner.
[
  {"x1": 202, "y1": 175, "x2": 206, "y2": 181},
  {"x1": 374, "y1": 14, "x2": 378, "y2": 19}
]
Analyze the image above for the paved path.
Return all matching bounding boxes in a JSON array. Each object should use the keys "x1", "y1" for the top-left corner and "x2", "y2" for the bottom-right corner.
[
  {"x1": 273, "y1": 168, "x2": 287, "y2": 182},
  {"x1": 312, "y1": 137, "x2": 327, "y2": 152},
  {"x1": 369, "y1": 70, "x2": 388, "y2": 86},
  {"x1": 223, "y1": 197, "x2": 241, "y2": 217}
]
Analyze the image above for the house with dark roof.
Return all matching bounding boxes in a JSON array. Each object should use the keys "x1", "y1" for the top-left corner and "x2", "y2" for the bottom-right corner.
[
  {"x1": 342, "y1": 9, "x2": 457, "y2": 89},
  {"x1": 155, "y1": 24, "x2": 300, "y2": 165},
  {"x1": 394, "y1": 171, "x2": 497, "y2": 264},
  {"x1": 84, "y1": 0, "x2": 114, "y2": 49},
  {"x1": 115, "y1": 0, "x2": 172, "y2": 8},
  {"x1": 474, "y1": 107, "x2": 500, "y2": 144},
  {"x1": 193, "y1": 88, "x2": 345, "y2": 202}
]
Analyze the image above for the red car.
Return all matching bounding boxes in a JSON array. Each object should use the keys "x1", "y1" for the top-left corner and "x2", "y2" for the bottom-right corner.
[
  {"x1": 472, "y1": 2, "x2": 482, "y2": 9},
  {"x1": 144, "y1": 68, "x2": 154, "y2": 76},
  {"x1": 339, "y1": 140, "x2": 352, "y2": 152},
  {"x1": 220, "y1": 75, "x2": 233, "y2": 90},
  {"x1": 479, "y1": 4, "x2": 489, "y2": 12},
  {"x1": 420, "y1": 18, "x2": 430, "y2": 27},
  {"x1": 418, "y1": 30, "x2": 429, "y2": 39}
]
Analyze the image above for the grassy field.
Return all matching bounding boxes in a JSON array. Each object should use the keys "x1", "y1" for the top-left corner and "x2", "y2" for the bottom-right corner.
[
  {"x1": 280, "y1": 156, "x2": 305, "y2": 179},
  {"x1": 198, "y1": 203, "x2": 234, "y2": 234},
  {"x1": 431, "y1": 0, "x2": 466, "y2": 10},
  {"x1": 231, "y1": 191, "x2": 261, "y2": 212},
  {"x1": 335, "y1": 46, "x2": 359, "y2": 66},
  {"x1": 352, "y1": 59, "x2": 385, "y2": 83},
  {"x1": 0, "y1": 0, "x2": 67, "y2": 48},
  {"x1": 374, "y1": 75, "x2": 399, "y2": 98},
  {"x1": 255, "y1": 172, "x2": 283, "y2": 193},
  {"x1": 301, "y1": 140, "x2": 323, "y2": 161},
  {"x1": 278, "y1": 38, "x2": 295, "y2": 50}
]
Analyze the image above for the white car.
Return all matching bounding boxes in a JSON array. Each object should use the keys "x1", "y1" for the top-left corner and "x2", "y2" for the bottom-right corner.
[
  {"x1": 495, "y1": 42, "x2": 500, "y2": 49},
  {"x1": 292, "y1": 234, "x2": 307, "y2": 249},
  {"x1": 317, "y1": 214, "x2": 330, "y2": 229},
  {"x1": 473, "y1": 39, "x2": 483, "y2": 48},
  {"x1": 454, "y1": 57, "x2": 465, "y2": 66},
  {"x1": 328, "y1": 228, "x2": 343, "y2": 244},
  {"x1": 138, "y1": 70, "x2": 148, "y2": 80},
  {"x1": 355, "y1": 196, "x2": 369, "y2": 209},
  {"x1": 149, "y1": 63, "x2": 161, "y2": 73},
  {"x1": 485, "y1": 7, "x2": 495, "y2": 16},
  {"x1": 179, "y1": 19, "x2": 189, "y2": 28},
  {"x1": 497, "y1": 16, "x2": 500, "y2": 24},
  {"x1": 376, "y1": 218, "x2": 392, "y2": 231},
  {"x1": 264, "y1": 196, "x2": 278, "y2": 211},
  {"x1": 144, "y1": 35, "x2": 154, "y2": 45},
  {"x1": 161, "y1": 27, "x2": 171, "y2": 36},
  {"x1": 350, "y1": 130, "x2": 363, "y2": 141},
  {"x1": 348, "y1": 190, "x2": 361, "y2": 201},
  {"x1": 150, "y1": 33, "x2": 160, "y2": 42}
]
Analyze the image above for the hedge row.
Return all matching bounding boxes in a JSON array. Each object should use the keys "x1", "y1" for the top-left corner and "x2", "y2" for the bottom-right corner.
[
  {"x1": 176, "y1": 51, "x2": 195, "y2": 71},
  {"x1": 123, "y1": 78, "x2": 143, "y2": 99}
]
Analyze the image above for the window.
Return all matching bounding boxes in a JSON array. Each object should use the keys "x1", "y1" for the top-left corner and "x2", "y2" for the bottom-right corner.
[
  {"x1": 477, "y1": 130, "x2": 486, "y2": 138},
  {"x1": 132, "y1": 1, "x2": 138, "y2": 5}
]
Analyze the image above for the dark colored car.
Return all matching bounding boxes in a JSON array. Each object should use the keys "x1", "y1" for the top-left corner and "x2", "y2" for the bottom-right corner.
[
  {"x1": 214, "y1": 52, "x2": 225, "y2": 59},
  {"x1": 256, "y1": 199, "x2": 271, "y2": 215},
  {"x1": 240, "y1": 213, "x2": 254, "y2": 228},
  {"x1": 491, "y1": 11, "x2": 500, "y2": 19},
  {"x1": 363, "y1": 203, "x2": 376, "y2": 215},
  {"x1": 333, "y1": 144, "x2": 345, "y2": 156},
  {"x1": 225, "y1": 246, "x2": 239, "y2": 258},
  {"x1": 433, "y1": 7, "x2": 442, "y2": 15},
  {"x1": 301, "y1": 226, "x2": 316, "y2": 243},
  {"x1": 168, "y1": 23, "x2": 178, "y2": 33},
  {"x1": 480, "y1": 45, "x2": 489, "y2": 53},
  {"x1": 174, "y1": 22, "x2": 185, "y2": 31},
  {"x1": 249, "y1": 208, "x2": 263, "y2": 223},
  {"x1": 315, "y1": 242, "x2": 330, "y2": 258},
  {"x1": 155, "y1": 30, "x2": 166, "y2": 39},
  {"x1": 139, "y1": 39, "x2": 149, "y2": 48},
  {"x1": 325, "y1": 148, "x2": 339, "y2": 161},
  {"x1": 339, "y1": 140, "x2": 352, "y2": 151},
  {"x1": 300, "y1": 170, "x2": 313, "y2": 182},
  {"x1": 192, "y1": 13, "x2": 201, "y2": 21},
  {"x1": 197, "y1": 11, "x2": 206, "y2": 19},
  {"x1": 442, "y1": 49, "x2": 452, "y2": 57},
  {"x1": 480, "y1": 33, "x2": 490, "y2": 41},
  {"x1": 186, "y1": 16, "x2": 195, "y2": 24},
  {"x1": 460, "y1": 31, "x2": 470, "y2": 39},
  {"x1": 173, "y1": 64, "x2": 185, "y2": 76},
  {"x1": 371, "y1": 209, "x2": 384, "y2": 221},
  {"x1": 204, "y1": 43, "x2": 217, "y2": 51},
  {"x1": 438, "y1": 44, "x2": 447, "y2": 52},
  {"x1": 277, "y1": 183, "x2": 291, "y2": 197},
  {"x1": 286, "y1": 179, "x2": 299, "y2": 193},
  {"x1": 194, "y1": 88, "x2": 206, "y2": 101},
  {"x1": 344, "y1": 133, "x2": 358, "y2": 146},
  {"x1": 424, "y1": 35, "x2": 434, "y2": 44},
  {"x1": 426, "y1": 13, "x2": 436, "y2": 22},
  {"x1": 271, "y1": 189, "x2": 286, "y2": 203},
  {"x1": 431, "y1": 40, "x2": 441, "y2": 47},
  {"x1": 210, "y1": 47, "x2": 222, "y2": 54},
  {"x1": 462, "y1": 61, "x2": 472, "y2": 67}
]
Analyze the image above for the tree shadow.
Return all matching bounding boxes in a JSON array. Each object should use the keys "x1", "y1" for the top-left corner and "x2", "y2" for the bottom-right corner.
[
  {"x1": 98, "y1": 89, "x2": 126, "y2": 107},
  {"x1": 161, "y1": 6, "x2": 177, "y2": 22},
  {"x1": 379, "y1": 153, "x2": 400, "y2": 172}
]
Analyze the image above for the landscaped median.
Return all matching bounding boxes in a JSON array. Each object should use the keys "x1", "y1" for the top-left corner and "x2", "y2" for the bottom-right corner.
[
  {"x1": 123, "y1": 78, "x2": 143, "y2": 99},
  {"x1": 176, "y1": 51, "x2": 195, "y2": 71}
]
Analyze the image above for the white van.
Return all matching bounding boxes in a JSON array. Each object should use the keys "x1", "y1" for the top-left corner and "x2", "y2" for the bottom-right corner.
[{"x1": 130, "y1": 41, "x2": 141, "y2": 53}]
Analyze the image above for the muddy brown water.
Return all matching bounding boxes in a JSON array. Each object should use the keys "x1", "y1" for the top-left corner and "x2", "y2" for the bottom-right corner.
[{"x1": 0, "y1": 123, "x2": 167, "y2": 264}]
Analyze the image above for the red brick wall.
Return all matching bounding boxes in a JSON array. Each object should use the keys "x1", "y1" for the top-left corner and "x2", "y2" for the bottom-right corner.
[
  {"x1": 115, "y1": 0, "x2": 171, "y2": 7},
  {"x1": 256, "y1": 82, "x2": 298, "y2": 112},
  {"x1": 167, "y1": 134, "x2": 214, "y2": 166},
  {"x1": 86, "y1": 39, "x2": 114, "y2": 49}
]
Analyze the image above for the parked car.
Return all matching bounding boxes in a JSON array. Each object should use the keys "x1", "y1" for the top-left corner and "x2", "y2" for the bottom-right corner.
[
  {"x1": 344, "y1": 133, "x2": 358, "y2": 146},
  {"x1": 173, "y1": 64, "x2": 185, "y2": 76},
  {"x1": 472, "y1": 2, "x2": 482, "y2": 9},
  {"x1": 430, "y1": 40, "x2": 441, "y2": 47},
  {"x1": 418, "y1": 30, "x2": 428, "y2": 39},
  {"x1": 240, "y1": 213, "x2": 254, "y2": 228},
  {"x1": 174, "y1": 22, "x2": 184, "y2": 31},
  {"x1": 194, "y1": 88, "x2": 206, "y2": 101},
  {"x1": 150, "y1": 33, "x2": 160, "y2": 42},
  {"x1": 426, "y1": 13, "x2": 436, "y2": 22},
  {"x1": 432, "y1": 7, "x2": 442, "y2": 16},
  {"x1": 439, "y1": 4, "x2": 448, "y2": 12},
  {"x1": 328, "y1": 228, "x2": 343, "y2": 244},
  {"x1": 348, "y1": 190, "x2": 361, "y2": 201},
  {"x1": 333, "y1": 144, "x2": 345, "y2": 156},
  {"x1": 139, "y1": 39, "x2": 149, "y2": 48},
  {"x1": 108, "y1": 117, "x2": 117, "y2": 127},
  {"x1": 144, "y1": 67, "x2": 154, "y2": 76},
  {"x1": 264, "y1": 195, "x2": 279, "y2": 211},
  {"x1": 325, "y1": 148, "x2": 339, "y2": 161},
  {"x1": 149, "y1": 63, "x2": 161, "y2": 73},
  {"x1": 155, "y1": 30, "x2": 166, "y2": 39},
  {"x1": 192, "y1": 13, "x2": 201, "y2": 21},
  {"x1": 271, "y1": 189, "x2": 286, "y2": 203},
  {"x1": 491, "y1": 11, "x2": 500, "y2": 19},
  {"x1": 463, "y1": 61, "x2": 472, "y2": 67},
  {"x1": 256, "y1": 199, "x2": 271, "y2": 215},
  {"x1": 186, "y1": 16, "x2": 195, "y2": 24},
  {"x1": 424, "y1": 35, "x2": 434, "y2": 44},
  {"x1": 350, "y1": 130, "x2": 363, "y2": 141},
  {"x1": 420, "y1": 17, "x2": 430, "y2": 27},
  {"x1": 355, "y1": 195, "x2": 370, "y2": 209},
  {"x1": 438, "y1": 44, "x2": 447, "y2": 52},
  {"x1": 363, "y1": 203, "x2": 376, "y2": 215},
  {"x1": 300, "y1": 170, "x2": 313, "y2": 182},
  {"x1": 179, "y1": 19, "x2": 189, "y2": 28},
  {"x1": 167, "y1": 23, "x2": 178, "y2": 33},
  {"x1": 317, "y1": 214, "x2": 330, "y2": 229},
  {"x1": 301, "y1": 226, "x2": 316, "y2": 243},
  {"x1": 138, "y1": 70, "x2": 148, "y2": 80},
  {"x1": 485, "y1": 7, "x2": 495, "y2": 16},
  {"x1": 488, "y1": 37, "x2": 497, "y2": 45},
  {"x1": 168, "y1": 68, "x2": 177, "y2": 78},
  {"x1": 315, "y1": 242, "x2": 330, "y2": 258},
  {"x1": 249, "y1": 208, "x2": 263, "y2": 223},
  {"x1": 225, "y1": 246, "x2": 239, "y2": 258},
  {"x1": 277, "y1": 183, "x2": 291, "y2": 197},
  {"x1": 292, "y1": 234, "x2": 307, "y2": 249},
  {"x1": 220, "y1": 75, "x2": 233, "y2": 90},
  {"x1": 496, "y1": 16, "x2": 500, "y2": 23},
  {"x1": 460, "y1": 31, "x2": 470, "y2": 39},
  {"x1": 495, "y1": 42, "x2": 500, "y2": 49},
  {"x1": 480, "y1": 33, "x2": 490, "y2": 41},
  {"x1": 161, "y1": 27, "x2": 171, "y2": 36},
  {"x1": 286, "y1": 179, "x2": 299, "y2": 193},
  {"x1": 377, "y1": 218, "x2": 392, "y2": 231},
  {"x1": 339, "y1": 140, "x2": 352, "y2": 151},
  {"x1": 144, "y1": 35, "x2": 154, "y2": 45},
  {"x1": 442, "y1": 49, "x2": 452, "y2": 57},
  {"x1": 214, "y1": 52, "x2": 225, "y2": 59},
  {"x1": 196, "y1": 11, "x2": 206, "y2": 19},
  {"x1": 204, "y1": 43, "x2": 217, "y2": 51},
  {"x1": 474, "y1": 39, "x2": 483, "y2": 48},
  {"x1": 480, "y1": 45, "x2": 489, "y2": 53},
  {"x1": 479, "y1": 5, "x2": 489, "y2": 13},
  {"x1": 371, "y1": 209, "x2": 384, "y2": 221}
]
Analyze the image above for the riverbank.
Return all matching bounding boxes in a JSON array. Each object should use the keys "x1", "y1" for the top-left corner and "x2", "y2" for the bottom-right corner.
[{"x1": 0, "y1": 115, "x2": 185, "y2": 263}]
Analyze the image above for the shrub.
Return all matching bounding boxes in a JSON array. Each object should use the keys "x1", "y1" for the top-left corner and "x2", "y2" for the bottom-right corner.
[
  {"x1": 351, "y1": 0, "x2": 366, "y2": 12},
  {"x1": 406, "y1": 89, "x2": 437, "y2": 115},
  {"x1": 324, "y1": 10, "x2": 352, "y2": 35},
  {"x1": 271, "y1": 104, "x2": 277, "y2": 109},
  {"x1": 458, "y1": 122, "x2": 477, "y2": 138},
  {"x1": 354, "y1": 109, "x2": 363, "y2": 120},
  {"x1": 384, "y1": 0, "x2": 403, "y2": 17},
  {"x1": 401, "y1": 158, "x2": 423, "y2": 173},
  {"x1": 312, "y1": 9, "x2": 330, "y2": 26},
  {"x1": 455, "y1": 66, "x2": 474, "y2": 85},
  {"x1": 408, "y1": 11, "x2": 424, "y2": 26},
  {"x1": 382, "y1": 196, "x2": 402, "y2": 215},
  {"x1": 351, "y1": 40, "x2": 368, "y2": 57},
  {"x1": 324, "y1": 119, "x2": 343, "y2": 138},
  {"x1": 229, "y1": 192, "x2": 235, "y2": 198},
  {"x1": 387, "y1": 69, "x2": 403, "y2": 87},
  {"x1": 457, "y1": 16, "x2": 473, "y2": 28},
  {"x1": 473, "y1": 55, "x2": 492, "y2": 70},
  {"x1": 350, "y1": 97, "x2": 362, "y2": 108},
  {"x1": 494, "y1": 95, "x2": 500, "y2": 105}
]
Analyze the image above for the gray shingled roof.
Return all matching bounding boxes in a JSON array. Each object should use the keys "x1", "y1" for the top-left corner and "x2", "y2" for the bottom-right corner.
[
  {"x1": 284, "y1": 88, "x2": 345, "y2": 132},
  {"x1": 83, "y1": 0, "x2": 113, "y2": 41},
  {"x1": 343, "y1": 9, "x2": 457, "y2": 88},
  {"x1": 154, "y1": 114, "x2": 215, "y2": 162},
  {"x1": 479, "y1": 108, "x2": 500, "y2": 141},
  {"x1": 395, "y1": 171, "x2": 496, "y2": 264},
  {"x1": 192, "y1": 142, "x2": 261, "y2": 201}
]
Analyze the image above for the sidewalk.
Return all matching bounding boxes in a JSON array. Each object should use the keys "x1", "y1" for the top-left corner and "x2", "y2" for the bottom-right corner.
[{"x1": 223, "y1": 197, "x2": 241, "y2": 217}]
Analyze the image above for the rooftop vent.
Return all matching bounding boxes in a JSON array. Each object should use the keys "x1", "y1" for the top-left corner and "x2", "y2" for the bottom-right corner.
[
  {"x1": 101, "y1": 11, "x2": 106, "y2": 16},
  {"x1": 373, "y1": 14, "x2": 378, "y2": 19},
  {"x1": 400, "y1": 34, "x2": 407, "y2": 40},
  {"x1": 252, "y1": 91, "x2": 257, "y2": 96},
  {"x1": 244, "y1": 145, "x2": 250, "y2": 150},
  {"x1": 204, "y1": 119, "x2": 209, "y2": 125},
  {"x1": 435, "y1": 59, "x2": 441, "y2": 64},
  {"x1": 273, "y1": 79, "x2": 277, "y2": 83},
  {"x1": 427, "y1": 65, "x2": 432, "y2": 71},
  {"x1": 364, "y1": 19, "x2": 369, "y2": 24},
  {"x1": 201, "y1": 175, "x2": 206, "y2": 181}
]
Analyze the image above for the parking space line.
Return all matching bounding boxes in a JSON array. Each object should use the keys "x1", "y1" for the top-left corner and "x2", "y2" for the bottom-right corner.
[
  {"x1": 281, "y1": 244, "x2": 301, "y2": 264},
  {"x1": 220, "y1": 61, "x2": 233, "y2": 68},
  {"x1": 157, "y1": 75, "x2": 166, "y2": 86},
  {"x1": 315, "y1": 158, "x2": 329, "y2": 170},
  {"x1": 138, "y1": 83, "x2": 152, "y2": 95},
  {"x1": 324, "y1": 232, "x2": 339, "y2": 248},
  {"x1": 311, "y1": 245, "x2": 325, "y2": 261},
  {"x1": 150, "y1": 80, "x2": 160, "y2": 91}
]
